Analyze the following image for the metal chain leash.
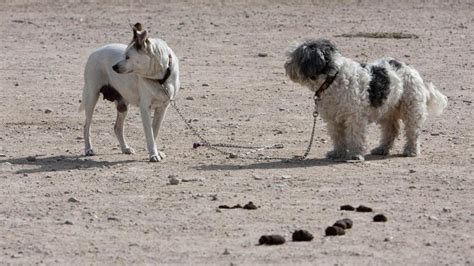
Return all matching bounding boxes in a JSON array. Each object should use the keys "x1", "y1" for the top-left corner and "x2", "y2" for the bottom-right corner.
[
  {"x1": 169, "y1": 89, "x2": 320, "y2": 161},
  {"x1": 292, "y1": 94, "x2": 320, "y2": 161},
  {"x1": 170, "y1": 101, "x2": 271, "y2": 158}
]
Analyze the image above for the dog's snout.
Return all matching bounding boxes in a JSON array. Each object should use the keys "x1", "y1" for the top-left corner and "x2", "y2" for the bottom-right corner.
[{"x1": 112, "y1": 64, "x2": 119, "y2": 72}]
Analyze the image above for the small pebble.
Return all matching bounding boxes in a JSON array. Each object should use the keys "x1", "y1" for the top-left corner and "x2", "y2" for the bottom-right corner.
[
  {"x1": 168, "y1": 175, "x2": 180, "y2": 185},
  {"x1": 325, "y1": 226, "x2": 345, "y2": 236},
  {"x1": 44, "y1": 108, "x2": 53, "y2": 114},
  {"x1": 373, "y1": 214, "x2": 388, "y2": 222},
  {"x1": 292, "y1": 230, "x2": 314, "y2": 242},
  {"x1": 356, "y1": 205, "x2": 373, "y2": 212},
  {"x1": 340, "y1": 205, "x2": 355, "y2": 211},
  {"x1": 259, "y1": 235, "x2": 285, "y2": 245},
  {"x1": 64, "y1": 220, "x2": 73, "y2": 225},
  {"x1": 67, "y1": 197, "x2": 79, "y2": 203},
  {"x1": 107, "y1": 217, "x2": 119, "y2": 221},
  {"x1": 243, "y1": 201, "x2": 257, "y2": 210},
  {"x1": 257, "y1": 52, "x2": 268, "y2": 57},
  {"x1": 223, "y1": 248, "x2": 230, "y2": 255}
]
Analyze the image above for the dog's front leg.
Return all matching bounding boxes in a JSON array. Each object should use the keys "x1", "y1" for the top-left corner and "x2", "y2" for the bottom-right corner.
[
  {"x1": 344, "y1": 116, "x2": 367, "y2": 161},
  {"x1": 139, "y1": 99, "x2": 160, "y2": 162},
  {"x1": 326, "y1": 122, "x2": 347, "y2": 159},
  {"x1": 152, "y1": 102, "x2": 170, "y2": 140}
]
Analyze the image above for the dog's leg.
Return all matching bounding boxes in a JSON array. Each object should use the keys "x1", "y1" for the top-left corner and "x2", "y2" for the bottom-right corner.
[
  {"x1": 344, "y1": 117, "x2": 367, "y2": 161},
  {"x1": 152, "y1": 102, "x2": 170, "y2": 140},
  {"x1": 139, "y1": 100, "x2": 160, "y2": 162},
  {"x1": 83, "y1": 92, "x2": 100, "y2": 156},
  {"x1": 326, "y1": 122, "x2": 347, "y2": 159},
  {"x1": 114, "y1": 101, "x2": 135, "y2": 155},
  {"x1": 371, "y1": 116, "x2": 400, "y2": 156},
  {"x1": 401, "y1": 104, "x2": 426, "y2": 157}
]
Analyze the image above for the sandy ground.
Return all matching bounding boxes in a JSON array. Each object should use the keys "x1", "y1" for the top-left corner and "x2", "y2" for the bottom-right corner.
[{"x1": 0, "y1": 0, "x2": 473, "y2": 264}]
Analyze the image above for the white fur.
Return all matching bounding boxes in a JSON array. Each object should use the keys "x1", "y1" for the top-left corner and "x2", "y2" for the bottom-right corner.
[
  {"x1": 286, "y1": 44, "x2": 447, "y2": 161},
  {"x1": 80, "y1": 32, "x2": 179, "y2": 162}
]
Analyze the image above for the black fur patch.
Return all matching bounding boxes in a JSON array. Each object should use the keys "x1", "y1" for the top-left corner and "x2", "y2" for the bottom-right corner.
[
  {"x1": 299, "y1": 39, "x2": 337, "y2": 78},
  {"x1": 360, "y1": 62, "x2": 367, "y2": 68},
  {"x1": 99, "y1": 85, "x2": 127, "y2": 112},
  {"x1": 100, "y1": 85, "x2": 121, "y2": 102},
  {"x1": 368, "y1": 66, "x2": 390, "y2": 108},
  {"x1": 388, "y1": 59, "x2": 402, "y2": 70}
]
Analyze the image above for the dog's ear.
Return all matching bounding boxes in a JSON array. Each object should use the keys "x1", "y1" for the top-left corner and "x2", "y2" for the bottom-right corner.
[
  {"x1": 132, "y1": 22, "x2": 143, "y2": 39},
  {"x1": 136, "y1": 30, "x2": 148, "y2": 46},
  {"x1": 131, "y1": 23, "x2": 148, "y2": 50}
]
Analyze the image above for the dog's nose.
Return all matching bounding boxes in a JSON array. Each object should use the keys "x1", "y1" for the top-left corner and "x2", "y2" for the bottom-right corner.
[{"x1": 112, "y1": 64, "x2": 119, "y2": 72}]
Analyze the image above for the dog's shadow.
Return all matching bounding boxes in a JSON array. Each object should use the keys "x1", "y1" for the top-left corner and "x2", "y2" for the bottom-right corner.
[
  {"x1": 194, "y1": 154, "x2": 400, "y2": 171},
  {"x1": 1, "y1": 155, "x2": 135, "y2": 175}
]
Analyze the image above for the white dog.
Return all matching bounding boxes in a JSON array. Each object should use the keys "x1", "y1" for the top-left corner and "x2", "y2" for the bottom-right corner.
[
  {"x1": 284, "y1": 39, "x2": 447, "y2": 161},
  {"x1": 79, "y1": 23, "x2": 179, "y2": 162}
]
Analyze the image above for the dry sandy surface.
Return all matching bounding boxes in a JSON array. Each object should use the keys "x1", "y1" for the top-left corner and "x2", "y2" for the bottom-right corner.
[{"x1": 1, "y1": 0, "x2": 473, "y2": 264}]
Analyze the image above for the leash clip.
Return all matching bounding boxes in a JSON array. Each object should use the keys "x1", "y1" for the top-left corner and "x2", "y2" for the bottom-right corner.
[{"x1": 312, "y1": 93, "x2": 320, "y2": 118}]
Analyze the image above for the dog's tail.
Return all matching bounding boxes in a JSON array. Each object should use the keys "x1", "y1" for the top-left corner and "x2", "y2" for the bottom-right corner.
[{"x1": 426, "y1": 82, "x2": 448, "y2": 116}]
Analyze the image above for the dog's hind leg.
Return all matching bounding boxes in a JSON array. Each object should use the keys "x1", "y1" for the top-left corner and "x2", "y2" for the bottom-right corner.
[
  {"x1": 114, "y1": 100, "x2": 135, "y2": 155},
  {"x1": 83, "y1": 90, "x2": 100, "y2": 156},
  {"x1": 326, "y1": 122, "x2": 347, "y2": 159},
  {"x1": 401, "y1": 102, "x2": 426, "y2": 157},
  {"x1": 371, "y1": 115, "x2": 401, "y2": 156}
]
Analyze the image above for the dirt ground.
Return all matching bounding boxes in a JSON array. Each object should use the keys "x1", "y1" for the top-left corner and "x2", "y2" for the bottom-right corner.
[{"x1": 1, "y1": 0, "x2": 473, "y2": 264}]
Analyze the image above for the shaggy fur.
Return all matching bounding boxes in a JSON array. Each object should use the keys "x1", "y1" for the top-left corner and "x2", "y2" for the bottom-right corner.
[
  {"x1": 285, "y1": 38, "x2": 448, "y2": 161},
  {"x1": 79, "y1": 23, "x2": 180, "y2": 162}
]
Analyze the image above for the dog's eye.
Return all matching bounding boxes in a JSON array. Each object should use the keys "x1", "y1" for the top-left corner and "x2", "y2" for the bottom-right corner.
[{"x1": 125, "y1": 55, "x2": 130, "y2": 60}]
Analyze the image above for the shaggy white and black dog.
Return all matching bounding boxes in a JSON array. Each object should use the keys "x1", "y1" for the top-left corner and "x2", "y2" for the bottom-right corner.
[
  {"x1": 80, "y1": 23, "x2": 179, "y2": 162},
  {"x1": 284, "y1": 39, "x2": 447, "y2": 161}
]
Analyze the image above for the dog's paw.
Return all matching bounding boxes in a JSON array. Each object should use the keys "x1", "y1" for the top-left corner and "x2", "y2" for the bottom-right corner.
[
  {"x1": 326, "y1": 150, "x2": 346, "y2": 160},
  {"x1": 149, "y1": 154, "x2": 162, "y2": 162},
  {"x1": 347, "y1": 154, "x2": 365, "y2": 161},
  {"x1": 122, "y1": 147, "x2": 135, "y2": 155},
  {"x1": 85, "y1": 149, "x2": 95, "y2": 156},
  {"x1": 371, "y1": 146, "x2": 390, "y2": 156},
  {"x1": 402, "y1": 149, "x2": 419, "y2": 157}
]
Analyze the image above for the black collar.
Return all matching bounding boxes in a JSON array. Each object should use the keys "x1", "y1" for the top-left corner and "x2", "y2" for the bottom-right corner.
[
  {"x1": 315, "y1": 71, "x2": 338, "y2": 99},
  {"x1": 158, "y1": 54, "x2": 173, "y2": 85}
]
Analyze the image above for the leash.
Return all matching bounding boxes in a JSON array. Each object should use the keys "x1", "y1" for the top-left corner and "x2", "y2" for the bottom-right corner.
[
  {"x1": 164, "y1": 73, "x2": 338, "y2": 161},
  {"x1": 168, "y1": 91, "x2": 319, "y2": 162}
]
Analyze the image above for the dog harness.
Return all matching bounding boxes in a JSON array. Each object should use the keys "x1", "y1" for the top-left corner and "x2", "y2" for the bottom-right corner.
[{"x1": 315, "y1": 71, "x2": 339, "y2": 99}]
